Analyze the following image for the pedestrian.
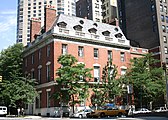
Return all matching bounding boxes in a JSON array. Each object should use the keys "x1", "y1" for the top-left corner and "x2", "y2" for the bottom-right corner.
[{"x1": 17, "y1": 108, "x2": 20, "y2": 117}]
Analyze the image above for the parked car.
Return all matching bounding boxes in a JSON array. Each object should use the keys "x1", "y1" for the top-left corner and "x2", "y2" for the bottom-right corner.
[
  {"x1": 86, "y1": 107, "x2": 127, "y2": 118},
  {"x1": 153, "y1": 107, "x2": 168, "y2": 112},
  {"x1": 73, "y1": 109, "x2": 93, "y2": 118},
  {"x1": 0, "y1": 106, "x2": 7, "y2": 117},
  {"x1": 133, "y1": 108, "x2": 151, "y2": 114}
]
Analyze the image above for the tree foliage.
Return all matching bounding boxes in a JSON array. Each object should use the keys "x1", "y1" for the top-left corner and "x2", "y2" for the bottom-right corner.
[
  {"x1": 53, "y1": 54, "x2": 92, "y2": 113},
  {"x1": 91, "y1": 60, "x2": 122, "y2": 106},
  {"x1": 122, "y1": 53, "x2": 165, "y2": 107},
  {"x1": 0, "y1": 44, "x2": 37, "y2": 108}
]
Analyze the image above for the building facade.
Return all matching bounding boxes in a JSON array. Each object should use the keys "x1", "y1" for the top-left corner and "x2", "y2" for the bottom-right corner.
[
  {"x1": 22, "y1": 6, "x2": 148, "y2": 116},
  {"x1": 17, "y1": 0, "x2": 76, "y2": 46},
  {"x1": 76, "y1": 0, "x2": 102, "y2": 22},
  {"x1": 101, "y1": 0, "x2": 118, "y2": 25},
  {"x1": 118, "y1": 0, "x2": 168, "y2": 65}
]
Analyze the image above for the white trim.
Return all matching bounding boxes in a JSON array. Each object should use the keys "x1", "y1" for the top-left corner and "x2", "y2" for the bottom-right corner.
[
  {"x1": 38, "y1": 65, "x2": 42, "y2": 69},
  {"x1": 120, "y1": 66, "x2": 127, "y2": 69},
  {"x1": 93, "y1": 63, "x2": 101, "y2": 66},
  {"x1": 46, "y1": 88, "x2": 51, "y2": 92},
  {"x1": 77, "y1": 62, "x2": 85, "y2": 64},
  {"x1": 38, "y1": 91, "x2": 42, "y2": 93},
  {"x1": 46, "y1": 61, "x2": 51, "y2": 65}
]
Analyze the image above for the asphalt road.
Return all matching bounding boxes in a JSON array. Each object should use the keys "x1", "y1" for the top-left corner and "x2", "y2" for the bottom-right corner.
[{"x1": 0, "y1": 116, "x2": 168, "y2": 120}]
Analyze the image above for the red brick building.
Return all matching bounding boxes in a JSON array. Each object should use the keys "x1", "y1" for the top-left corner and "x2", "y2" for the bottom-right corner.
[{"x1": 22, "y1": 5, "x2": 148, "y2": 116}]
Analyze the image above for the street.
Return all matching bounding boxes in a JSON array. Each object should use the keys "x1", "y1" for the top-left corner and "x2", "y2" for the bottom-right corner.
[{"x1": 0, "y1": 116, "x2": 168, "y2": 120}]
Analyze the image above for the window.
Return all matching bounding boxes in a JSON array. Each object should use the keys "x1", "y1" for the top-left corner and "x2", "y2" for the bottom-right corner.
[
  {"x1": 166, "y1": 26, "x2": 168, "y2": 32},
  {"x1": 94, "y1": 48, "x2": 98, "y2": 58},
  {"x1": 160, "y1": 5, "x2": 163, "y2": 12},
  {"x1": 165, "y1": 47, "x2": 168, "y2": 54},
  {"x1": 151, "y1": 4, "x2": 155, "y2": 12},
  {"x1": 166, "y1": 58, "x2": 168, "y2": 63},
  {"x1": 121, "y1": 69, "x2": 126, "y2": 75},
  {"x1": 62, "y1": 44, "x2": 67, "y2": 55},
  {"x1": 166, "y1": 16, "x2": 168, "y2": 23},
  {"x1": 161, "y1": 15, "x2": 164, "y2": 22},
  {"x1": 38, "y1": 67, "x2": 42, "y2": 83},
  {"x1": 163, "y1": 36, "x2": 167, "y2": 43},
  {"x1": 47, "y1": 90, "x2": 51, "y2": 108},
  {"x1": 47, "y1": 45, "x2": 50, "y2": 57},
  {"x1": 39, "y1": 49, "x2": 42, "y2": 60},
  {"x1": 36, "y1": 93, "x2": 41, "y2": 108},
  {"x1": 31, "y1": 54, "x2": 34, "y2": 64},
  {"x1": 94, "y1": 66, "x2": 100, "y2": 82},
  {"x1": 120, "y1": 52, "x2": 125, "y2": 62},
  {"x1": 163, "y1": 0, "x2": 166, "y2": 3},
  {"x1": 162, "y1": 25, "x2": 166, "y2": 32},
  {"x1": 95, "y1": 3, "x2": 99, "y2": 9},
  {"x1": 46, "y1": 64, "x2": 51, "y2": 82},
  {"x1": 108, "y1": 50, "x2": 112, "y2": 60},
  {"x1": 31, "y1": 70, "x2": 35, "y2": 79},
  {"x1": 164, "y1": 6, "x2": 167, "y2": 13},
  {"x1": 25, "y1": 58, "x2": 27, "y2": 67},
  {"x1": 78, "y1": 46, "x2": 84, "y2": 57}
]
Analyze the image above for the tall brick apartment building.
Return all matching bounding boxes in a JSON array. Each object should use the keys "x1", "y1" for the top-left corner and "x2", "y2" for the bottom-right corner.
[{"x1": 22, "y1": 5, "x2": 148, "y2": 116}]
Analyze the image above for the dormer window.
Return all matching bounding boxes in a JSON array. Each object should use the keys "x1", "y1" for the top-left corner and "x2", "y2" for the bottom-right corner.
[
  {"x1": 102, "y1": 30, "x2": 110, "y2": 36},
  {"x1": 114, "y1": 27, "x2": 119, "y2": 32},
  {"x1": 79, "y1": 20, "x2": 84, "y2": 24},
  {"x1": 88, "y1": 28, "x2": 97, "y2": 34},
  {"x1": 93, "y1": 23, "x2": 98, "y2": 27},
  {"x1": 115, "y1": 33, "x2": 123, "y2": 38},
  {"x1": 57, "y1": 21, "x2": 67, "y2": 28},
  {"x1": 73, "y1": 25, "x2": 83, "y2": 31}
]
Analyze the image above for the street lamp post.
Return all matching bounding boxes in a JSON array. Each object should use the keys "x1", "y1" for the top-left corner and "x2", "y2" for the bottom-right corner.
[{"x1": 162, "y1": 62, "x2": 168, "y2": 106}]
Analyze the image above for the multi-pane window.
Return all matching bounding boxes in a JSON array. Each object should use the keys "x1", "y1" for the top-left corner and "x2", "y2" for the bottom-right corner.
[
  {"x1": 165, "y1": 47, "x2": 168, "y2": 54},
  {"x1": 47, "y1": 45, "x2": 50, "y2": 57},
  {"x1": 120, "y1": 52, "x2": 125, "y2": 62},
  {"x1": 36, "y1": 93, "x2": 41, "y2": 108},
  {"x1": 46, "y1": 64, "x2": 51, "y2": 82},
  {"x1": 39, "y1": 49, "x2": 42, "y2": 60},
  {"x1": 163, "y1": 36, "x2": 167, "y2": 43},
  {"x1": 121, "y1": 69, "x2": 127, "y2": 75},
  {"x1": 31, "y1": 54, "x2": 34, "y2": 64},
  {"x1": 38, "y1": 68, "x2": 42, "y2": 83},
  {"x1": 166, "y1": 26, "x2": 168, "y2": 32},
  {"x1": 78, "y1": 46, "x2": 84, "y2": 57},
  {"x1": 94, "y1": 48, "x2": 98, "y2": 58},
  {"x1": 151, "y1": 4, "x2": 155, "y2": 12},
  {"x1": 152, "y1": 15, "x2": 156, "y2": 22},
  {"x1": 94, "y1": 66, "x2": 100, "y2": 82},
  {"x1": 164, "y1": 6, "x2": 167, "y2": 13},
  {"x1": 161, "y1": 15, "x2": 164, "y2": 22},
  {"x1": 108, "y1": 50, "x2": 112, "y2": 60},
  {"x1": 162, "y1": 25, "x2": 166, "y2": 32},
  {"x1": 166, "y1": 16, "x2": 168, "y2": 23},
  {"x1": 47, "y1": 91, "x2": 51, "y2": 108},
  {"x1": 62, "y1": 44, "x2": 67, "y2": 55},
  {"x1": 160, "y1": 5, "x2": 163, "y2": 12},
  {"x1": 31, "y1": 70, "x2": 35, "y2": 79}
]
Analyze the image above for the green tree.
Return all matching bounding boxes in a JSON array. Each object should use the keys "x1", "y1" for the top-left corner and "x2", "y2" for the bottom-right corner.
[
  {"x1": 53, "y1": 54, "x2": 92, "y2": 113},
  {"x1": 91, "y1": 60, "x2": 122, "y2": 107},
  {"x1": 0, "y1": 43, "x2": 37, "y2": 109},
  {"x1": 122, "y1": 53, "x2": 165, "y2": 107}
]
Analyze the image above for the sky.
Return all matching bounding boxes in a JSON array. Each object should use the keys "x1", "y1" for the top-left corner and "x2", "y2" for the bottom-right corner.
[{"x1": 0, "y1": 0, "x2": 17, "y2": 51}]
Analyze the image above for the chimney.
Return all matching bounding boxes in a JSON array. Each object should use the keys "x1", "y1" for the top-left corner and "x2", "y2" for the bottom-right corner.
[
  {"x1": 115, "y1": 18, "x2": 119, "y2": 26},
  {"x1": 30, "y1": 18, "x2": 41, "y2": 42},
  {"x1": 44, "y1": 5, "x2": 56, "y2": 32}
]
